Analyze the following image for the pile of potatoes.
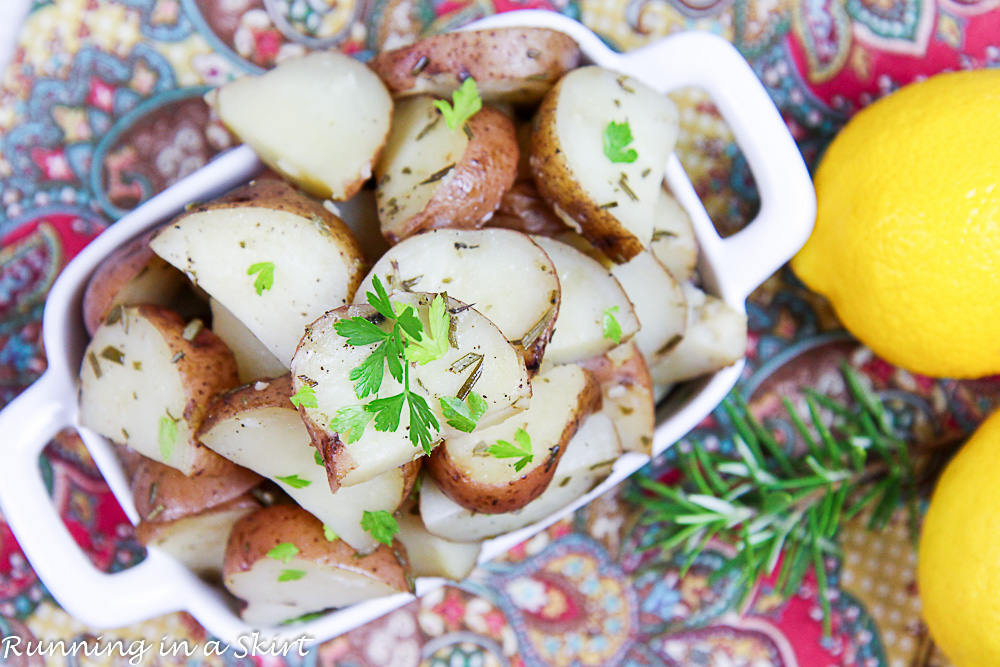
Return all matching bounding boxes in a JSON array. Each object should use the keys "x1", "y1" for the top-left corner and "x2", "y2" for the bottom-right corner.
[{"x1": 77, "y1": 27, "x2": 747, "y2": 626}]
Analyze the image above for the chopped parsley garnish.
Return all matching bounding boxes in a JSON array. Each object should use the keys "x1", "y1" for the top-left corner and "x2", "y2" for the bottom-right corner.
[
  {"x1": 488, "y1": 428, "x2": 534, "y2": 472},
  {"x1": 267, "y1": 543, "x2": 299, "y2": 563},
  {"x1": 275, "y1": 474, "x2": 311, "y2": 489},
  {"x1": 440, "y1": 391, "x2": 487, "y2": 433},
  {"x1": 361, "y1": 510, "x2": 399, "y2": 546},
  {"x1": 314, "y1": 449, "x2": 324, "y2": 466},
  {"x1": 603, "y1": 305, "x2": 623, "y2": 345},
  {"x1": 331, "y1": 276, "x2": 447, "y2": 453},
  {"x1": 278, "y1": 569, "x2": 306, "y2": 582},
  {"x1": 434, "y1": 77, "x2": 482, "y2": 131},
  {"x1": 603, "y1": 121, "x2": 638, "y2": 164},
  {"x1": 158, "y1": 415, "x2": 177, "y2": 461},
  {"x1": 247, "y1": 261, "x2": 275, "y2": 295},
  {"x1": 323, "y1": 525, "x2": 338, "y2": 542},
  {"x1": 290, "y1": 384, "x2": 317, "y2": 409}
]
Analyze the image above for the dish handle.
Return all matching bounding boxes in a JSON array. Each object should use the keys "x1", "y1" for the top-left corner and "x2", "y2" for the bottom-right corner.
[
  {"x1": 0, "y1": 371, "x2": 186, "y2": 627},
  {"x1": 618, "y1": 31, "x2": 817, "y2": 303}
]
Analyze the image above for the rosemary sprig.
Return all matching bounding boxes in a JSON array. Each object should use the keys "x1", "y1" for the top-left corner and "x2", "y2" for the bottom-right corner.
[{"x1": 629, "y1": 364, "x2": 917, "y2": 636}]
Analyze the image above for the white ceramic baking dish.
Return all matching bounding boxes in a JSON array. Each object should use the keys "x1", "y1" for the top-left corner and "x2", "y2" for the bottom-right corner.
[{"x1": 0, "y1": 10, "x2": 814, "y2": 647}]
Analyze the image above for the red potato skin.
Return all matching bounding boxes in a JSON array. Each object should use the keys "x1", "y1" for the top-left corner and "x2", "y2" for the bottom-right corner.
[
  {"x1": 134, "y1": 492, "x2": 261, "y2": 546},
  {"x1": 380, "y1": 106, "x2": 519, "y2": 245},
  {"x1": 222, "y1": 504, "x2": 412, "y2": 592},
  {"x1": 424, "y1": 370, "x2": 602, "y2": 515},
  {"x1": 131, "y1": 455, "x2": 263, "y2": 524},
  {"x1": 368, "y1": 28, "x2": 581, "y2": 105},
  {"x1": 489, "y1": 180, "x2": 572, "y2": 238}
]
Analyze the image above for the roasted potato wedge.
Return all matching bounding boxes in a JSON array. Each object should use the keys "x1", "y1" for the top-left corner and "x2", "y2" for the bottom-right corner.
[
  {"x1": 375, "y1": 96, "x2": 518, "y2": 243},
  {"x1": 82, "y1": 228, "x2": 188, "y2": 337},
  {"x1": 396, "y1": 503, "x2": 481, "y2": 580},
  {"x1": 357, "y1": 228, "x2": 559, "y2": 372},
  {"x1": 421, "y1": 412, "x2": 622, "y2": 541},
  {"x1": 197, "y1": 375, "x2": 418, "y2": 553},
  {"x1": 131, "y1": 456, "x2": 262, "y2": 524},
  {"x1": 530, "y1": 67, "x2": 679, "y2": 262},
  {"x1": 426, "y1": 363, "x2": 599, "y2": 514},
  {"x1": 135, "y1": 494, "x2": 260, "y2": 579},
  {"x1": 368, "y1": 28, "x2": 580, "y2": 104},
  {"x1": 490, "y1": 179, "x2": 571, "y2": 237},
  {"x1": 223, "y1": 505, "x2": 412, "y2": 626},
  {"x1": 580, "y1": 342, "x2": 655, "y2": 454},
  {"x1": 292, "y1": 292, "x2": 530, "y2": 488},
  {"x1": 209, "y1": 298, "x2": 287, "y2": 383},
  {"x1": 649, "y1": 283, "x2": 748, "y2": 386},
  {"x1": 206, "y1": 51, "x2": 392, "y2": 200},
  {"x1": 610, "y1": 250, "x2": 687, "y2": 362},
  {"x1": 650, "y1": 189, "x2": 698, "y2": 283},
  {"x1": 531, "y1": 235, "x2": 639, "y2": 365},
  {"x1": 150, "y1": 178, "x2": 366, "y2": 366},
  {"x1": 79, "y1": 305, "x2": 238, "y2": 476}
]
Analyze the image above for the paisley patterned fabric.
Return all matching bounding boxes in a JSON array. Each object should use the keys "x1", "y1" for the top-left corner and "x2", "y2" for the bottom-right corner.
[{"x1": 1, "y1": 0, "x2": 996, "y2": 664}]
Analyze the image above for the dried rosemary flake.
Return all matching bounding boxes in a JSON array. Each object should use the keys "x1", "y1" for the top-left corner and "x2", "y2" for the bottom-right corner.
[
  {"x1": 456, "y1": 356, "x2": 483, "y2": 400},
  {"x1": 411, "y1": 55, "x2": 429, "y2": 75},
  {"x1": 526, "y1": 48, "x2": 541, "y2": 59},
  {"x1": 599, "y1": 201, "x2": 619, "y2": 210},
  {"x1": 146, "y1": 504, "x2": 165, "y2": 521},
  {"x1": 463, "y1": 124, "x2": 474, "y2": 140},
  {"x1": 642, "y1": 167, "x2": 651, "y2": 178},
  {"x1": 415, "y1": 114, "x2": 441, "y2": 141},
  {"x1": 401, "y1": 275, "x2": 422, "y2": 291},
  {"x1": 100, "y1": 345, "x2": 125, "y2": 365},
  {"x1": 618, "y1": 173, "x2": 639, "y2": 202},
  {"x1": 181, "y1": 319, "x2": 204, "y2": 342},
  {"x1": 616, "y1": 76, "x2": 635, "y2": 93},
  {"x1": 525, "y1": 73, "x2": 549, "y2": 82},
  {"x1": 419, "y1": 163, "x2": 456, "y2": 186},
  {"x1": 652, "y1": 229, "x2": 678, "y2": 241},
  {"x1": 170, "y1": 351, "x2": 185, "y2": 364},
  {"x1": 132, "y1": 361, "x2": 142, "y2": 371},
  {"x1": 87, "y1": 352, "x2": 102, "y2": 379},
  {"x1": 520, "y1": 296, "x2": 557, "y2": 349},
  {"x1": 105, "y1": 304, "x2": 124, "y2": 326},
  {"x1": 656, "y1": 333, "x2": 683, "y2": 356},
  {"x1": 449, "y1": 352, "x2": 484, "y2": 374},
  {"x1": 297, "y1": 374, "x2": 319, "y2": 388}
]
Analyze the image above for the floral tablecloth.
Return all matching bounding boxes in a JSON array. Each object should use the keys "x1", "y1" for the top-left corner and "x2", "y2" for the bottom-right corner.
[{"x1": 2, "y1": 1, "x2": 999, "y2": 665}]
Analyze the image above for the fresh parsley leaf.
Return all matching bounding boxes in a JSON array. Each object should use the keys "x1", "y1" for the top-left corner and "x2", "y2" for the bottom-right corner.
[
  {"x1": 404, "y1": 294, "x2": 450, "y2": 365},
  {"x1": 281, "y1": 611, "x2": 325, "y2": 625},
  {"x1": 278, "y1": 569, "x2": 306, "y2": 582},
  {"x1": 276, "y1": 474, "x2": 311, "y2": 489},
  {"x1": 488, "y1": 428, "x2": 534, "y2": 472},
  {"x1": 290, "y1": 384, "x2": 317, "y2": 409},
  {"x1": 314, "y1": 449, "x2": 324, "y2": 466},
  {"x1": 334, "y1": 317, "x2": 390, "y2": 346},
  {"x1": 349, "y1": 343, "x2": 387, "y2": 399},
  {"x1": 329, "y1": 405, "x2": 374, "y2": 443},
  {"x1": 367, "y1": 274, "x2": 396, "y2": 320},
  {"x1": 384, "y1": 328, "x2": 406, "y2": 383},
  {"x1": 440, "y1": 391, "x2": 487, "y2": 433},
  {"x1": 267, "y1": 543, "x2": 299, "y2": 564},
  {"x1": 247, "y1": 262, "x2": 275, "y2": 295},
  {"x1": 323, "y1": 525, "x2": 338, "y2": 542},
  {"x1": 367, "y1": 393, "x2": 406, "y2": 433},
  {"x1": 158, "y1": 415, "x2": 177, "y2": 461},
  {"x1": 407, "y1": 391, "x2": 440, "y2": 454},
  {"x1": 603, "y1": 305, "x2": 622, "y2": 344},
  {"x1": 603, "y1": 121, "x2": 638, "y2": 164},
  {"x1": 393, "y1": 303, "x2": 423, "y2": 341},
  {"x1": 361, "y1": 510, "x2": 399, "y2": 546},
  {"x1": 434, "y1": 77, "x2": 482, "y2": 131}
]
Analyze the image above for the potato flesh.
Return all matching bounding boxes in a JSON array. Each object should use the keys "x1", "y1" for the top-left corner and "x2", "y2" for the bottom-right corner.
[
  {"x1": 532, "y1": 236, "x2": 638, "y2": 365},
  {"x1": 197, "y1": 405, "x2": 406, "y2": 553},
  {"x1": 80, "y1": 312, "x2": 196, "y2": 473},
  {"x1": 650, "y1": 190, "x2": 698, "y2": 283},
  {"x1": 649, "y1": 283, "x2": 748, "y2": 386},
  {"x1": 610, "y1": 251, "x2": 686, "y2": 362},
  {"x1": 293, "y1": 293, "x2": 530, "y2": 486},
  {"x1": 210, "y1": 51, "x2": 392, "y2": 200},
  {"x1": 554, "y1": 67, "x2": 678, "y2": 248},
  {"x1": 420, "y1": 413, "x2": 622, "y2": 541},
  {"x1": 396, "y1": 510, "x2": 481, "y2": 580},
  {"x1": 210, "y1": 298, "x2": 287, "y2": 383},
  {"x1": 441, "y1": 364, "x2": 589, "y2": 486},
  {"x1": 142, "y1": 505, "x2": 256, "y2": 579},
  {"x1": 227, "y1": 557, "x2": 405, "y2": 627},
  {"x1": 151, "y1": 207, "x2": 362, "y2": 366},
  {"x1": 357, "y1": 229, "x2": 559, "y2": 349},
  {"x1": 375, "y1": 96, "x2": 468, "y2": 232}
]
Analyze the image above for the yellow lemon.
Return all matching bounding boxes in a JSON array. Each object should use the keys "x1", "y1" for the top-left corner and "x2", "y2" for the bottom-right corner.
[
  {"x1": 919, "y1": 408, "x2": 1000, "y2": 666},
  {"x1": 791, "y1": 69, "x2": 1000, "y2": 379}
]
